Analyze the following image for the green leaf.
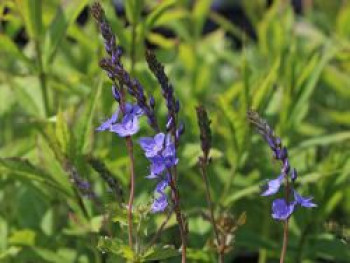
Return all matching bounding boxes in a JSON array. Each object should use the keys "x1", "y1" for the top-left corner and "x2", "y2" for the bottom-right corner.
[
  {"x1": 290, "y1": 42, "x2": 337, "y2": 123},
  {"x1": 291, "y1": 132, "x2": 350, "y2": 152},
  {"x1": 9, "y1": 229, "x2": 36, "y2": 246},
  {"x1": 33, "y1": 248, "x2": 69, "y2": 263},
  {"x1": 75, "y1": 78, "x2": 102, "y2": 155},
  {"x1": 307, "y1": 234, "x2": 350, "y2": 261},
  {"x1": 192, "y1": 0, "x2": 211, "y2": 39},
  {"x1": 97, "y1": 237, "x2": 135, "y2": 260},
  {"x1": 0, "y1": 247, "x2": 21, "y2": 260},
  {"x1": 125, "y1": 0, "x2": 143, "y2": 24},
  {"x1": 142, "y1": 245, "x2": 180, "y2": 261},
  {"x1": 145, "y1": 0, "x2": 176, "y2": 31},
  {"x1": 0, "y1": 35, "x2": 31, "y2": 65},
  {"x1": 43, "y1": 0, "x2": 89, "y2": 67},
  {"x1": 55, "y1": 110, "x2": 69, "y2": 155},
  {"x1": 15, "y1": 0, "x2": 42, "y2": 39},
  {"x1": 0, "y1": 157, "x2": 71, "y2": 197}
]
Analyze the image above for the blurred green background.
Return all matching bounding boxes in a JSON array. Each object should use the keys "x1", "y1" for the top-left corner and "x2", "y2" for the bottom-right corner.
[{"x1": 1, "y1": 0, "x2": 350, "y2": 262}]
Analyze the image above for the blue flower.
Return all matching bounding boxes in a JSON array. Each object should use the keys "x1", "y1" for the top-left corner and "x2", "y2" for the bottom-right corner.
[
  {"x1": 139, "y1": 133, "x2": 165, "y2": 158},
  {"x1": 261, "y1": 175, "x2": 284, "y2": 196},
  {"x1": 271, "y1": 199, "x2": 296, "y2": 220},
  {"x1": 97, "y1": 103, "x2": 143, "y2": 137},
  {"x1": 294, "y1": 190, "x2": 317, "y2": 208},
  {"x1": 155, "y1": 179, "x2": 169, "y2": 194},
  {"x1": 139, "y1": 133, "x2": 178, "y2": 176},
  {"x1": 96, "y1": 109, "x2": 119, "y2": 131},
  {"x1": 110, "y1": 114, "x2": 139, "y2": 137},
  {"x1": 151, "y1": 194, "x2": 168, "y2": 213}
]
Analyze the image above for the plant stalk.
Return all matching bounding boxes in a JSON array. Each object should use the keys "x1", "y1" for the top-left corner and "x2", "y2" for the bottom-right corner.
[
  {"x1": 168, "y1": 168, "x2": 187, "y2": 263},
  {"x1": 35, "y1": 40, "x2": 49, "y2": 117},
  {"x1": 199, "y1": 158, "x2": 223, "y2": 263},
  {"x1": 280, "y1": 171, "x2": 290, "y2": 263},
  {"x1": 280, "y1": 220, "x2": 289, "y2": 263},
  {"x1": 125, "y1": 136, "x2": 135, "y2": 249}
]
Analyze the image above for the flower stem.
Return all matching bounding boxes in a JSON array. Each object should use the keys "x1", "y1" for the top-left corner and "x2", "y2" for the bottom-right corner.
[
  {"x1": 280, "y1": 219, "x2": 289, "y2": 263},
  {"x1": 147, "y1": 206, "x2": 174, "y2": 249},
  {"x1": 168, "y1": 168, "x2": 187, "y2": 263},
  {"x1": 199, "y1": 158, "x2": 223, "y2": 263},
  {"x1": 125, "y1": 136, "x2": 135, "y2": 249},
  {"x1": 280, "y1": 170, "x2": 290, "y2": 263}
]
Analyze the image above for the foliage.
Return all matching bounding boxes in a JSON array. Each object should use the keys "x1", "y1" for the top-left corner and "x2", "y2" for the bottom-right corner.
[{"x1": 0, "y1": 0, "x2": 350, "y2": 262}]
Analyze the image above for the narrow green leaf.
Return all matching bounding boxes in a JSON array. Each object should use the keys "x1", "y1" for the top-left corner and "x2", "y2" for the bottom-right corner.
[
  {"x1": 145, "y1": 0, "x2": 176, "y2": 31},
  {"x1": 75, "y1": 78, "x2": 102, "y2": 154},
  {"x1": 15, "y1": 0, "x2": 42, "y2": 39},
  {"x1": 43, "y1": 0, "x2": 89, "y2": 67}
]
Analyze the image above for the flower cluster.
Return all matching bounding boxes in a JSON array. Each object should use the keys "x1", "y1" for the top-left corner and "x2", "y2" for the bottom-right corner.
[
  {"x1": 139, "y1": 133, "x2": 178, "y2": 212},
  {"x1": 91, "y1": 3, "x2": 158, "y2": 132},
  {"x1": 92, "y1": 2, "x2": 184, "y2": 215},
  {"x1": 248, "y1": 110, "x2": 316, "y2": 221}
]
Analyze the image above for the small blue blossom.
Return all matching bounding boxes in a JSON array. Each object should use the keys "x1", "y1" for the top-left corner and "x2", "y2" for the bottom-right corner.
[
  {"x1": 155, "y1": 179, "x2": 169, "y2": 194},
  {"x1": 271, "y1": 199, "x2": 296, "y2": 220},
  {"x1": 139, "y1": 133, "x2": 165, "y2": 158},
  {"x1": 97, "y1": 103, "x2": 143, "y2": 137},
  {"x1": 96, "y1": 109, "x2": 119, "y2": 131},
  {"x1": 151, "y1": 194, "x2": 168, "y2": 213},
  {"x1": 261, "y1": 175, "x2": 284, "y2": 196},
  {"x1": 110, "y1": 114, "x2": 139, "y2": 137},
  {"x1": 294, "y1": 190, "x2": 317, "y2": 208}
]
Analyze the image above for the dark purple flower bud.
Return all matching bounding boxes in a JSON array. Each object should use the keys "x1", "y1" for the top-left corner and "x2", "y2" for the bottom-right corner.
[
  {"x1": 176, "y1": 122, "x2": 185, "y2": 139},
  {"x1": 112, "y1": 85, "x2": 120, "y2": 102},
  {"x1": 265, "y1": 135, "x2": 276, "y2": 150},
  {"x1": 175, "y1": 99, "x2": 180, "y2": 113},
  {"x1": 149, "y1": 96, "x2": 155, "y2": 108},
  {"x1": 291, "y1": 168, "x2": 298, "y2": 181},
  {"x1": 276, "y1": 147, "x2": 288, "y2": 160}
]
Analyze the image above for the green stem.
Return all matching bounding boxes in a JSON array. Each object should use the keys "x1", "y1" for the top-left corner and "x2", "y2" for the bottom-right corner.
[
  {"x1": 199, "y1": 158, "x2": 223, "y2": 263},
  {"x1": 35, "y1": 40, "x2": 49, "y2": 116}
]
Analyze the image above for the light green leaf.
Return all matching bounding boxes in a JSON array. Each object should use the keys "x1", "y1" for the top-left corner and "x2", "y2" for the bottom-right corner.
[
  {"x1": 145, "y1": 0, "x2": 176, "y2": 31},
  {"x1": 43, "y1": 0, "x2": 89, "y2": 67},
  {"x1": 9, "y1": 229, "x2": 36, "y2": 246},
  {"x1": 142, "y1": 245, "x2": 180, "y2": 261},
  {"x1": 15, "y1": 0, "x2": 42, "y2": 39}
]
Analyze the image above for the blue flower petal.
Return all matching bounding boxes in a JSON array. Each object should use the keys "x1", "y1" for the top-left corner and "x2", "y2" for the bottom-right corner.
[
  {"x1": 151, "y1": 194, "x2": 168, "y2": 213},
  {"x1": 261, "y1": 175, "x2": 284, "y2": 196},
  {"x1": 96, "y1": 109, "x2": 119, "y2": 131},
  {"x1": 271, "y1": 198, "x2": 296, "y2": 220},
  {"x1": 294, "y1": 190, "x2": 317, "y2": 208}
]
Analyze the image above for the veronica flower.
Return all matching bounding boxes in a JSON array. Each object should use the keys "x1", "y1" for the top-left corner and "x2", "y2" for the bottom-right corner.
[
  {"x1": 248, "y1": 110, "x2": 316, "y2": 221},
  {"x1": 261, "y1": 174, "x2": 284, "y2": 196},
  {"x1": 96, "y1": 109, "x2": 119, "y2": 131},
  {"x1": 140, "y1": 133, "x2": 178, "y2": 176},
  {"x1": 97, "y1": 103, "x2": 143, "y2": 137},
  {"x1": 151, "y1": 194, "x2": 168, "y2": 213},
  {"x1": 272, "y1": 199, "x2": 296, "y2": 221},
  {"x1": 139, "y1": 133, "x2": 166, "y2": 158},
  {"x1": 294, "y1": 190, "x2": 317, "y2": 208}
]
